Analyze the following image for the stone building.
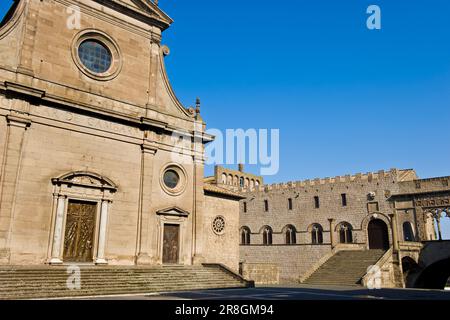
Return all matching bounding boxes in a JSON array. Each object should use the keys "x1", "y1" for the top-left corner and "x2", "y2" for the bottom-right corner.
[
  {"x1": 0, "y1": 0, "x2": 242, "y2": 272},
  {"x1": 208, "y1": 165, "x2": 450, "y2": 287}
]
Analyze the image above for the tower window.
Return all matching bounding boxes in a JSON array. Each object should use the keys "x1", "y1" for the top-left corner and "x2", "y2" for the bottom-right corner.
[
  {"x1": 341, "y1": 193, "x2": 347, "y2": 207},
  {"x1": 288, "y1": 198, "x2": 293, "y2": 210},
  {"x1": 314, "y1": 196, "x2": 320, "y2": 209},
  {"x1": 243, "y1": 202, "x2": 247, "y2": 213},
  {"x1": 264, "y1": 200, "x2": 269, "y2": 212}
]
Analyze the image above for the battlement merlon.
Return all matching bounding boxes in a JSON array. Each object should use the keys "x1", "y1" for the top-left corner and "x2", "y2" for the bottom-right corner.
[{"x1": 238, "y1": 168, "x2": 418, "y2": 193}]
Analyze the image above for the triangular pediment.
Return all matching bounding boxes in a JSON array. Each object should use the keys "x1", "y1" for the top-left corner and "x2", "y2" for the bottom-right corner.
[
  {"x1": 94, "y1": 0, "x2": 173, "y2": 30},
  {"x1": 156, "y1": 206, "x2": 190, "y2": 217}
]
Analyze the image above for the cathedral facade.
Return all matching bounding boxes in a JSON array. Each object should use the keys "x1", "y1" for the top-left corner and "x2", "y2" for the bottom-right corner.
[{"x1": 0, "y1": 0, "x2": 241, "y2": 271}]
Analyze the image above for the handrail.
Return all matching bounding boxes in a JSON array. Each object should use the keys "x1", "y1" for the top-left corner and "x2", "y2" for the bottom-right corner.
[{"x1": 360, "y1": 247, "x2": 393, "y2": 286}]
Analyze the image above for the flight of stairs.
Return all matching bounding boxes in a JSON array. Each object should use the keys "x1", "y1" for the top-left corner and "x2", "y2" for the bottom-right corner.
[
  {"x1": 0, "y1": 264, "x2": 252, "y2": 300},
  {"x1": 302, "y1": 250, "x2": 386, "y2": 287}
]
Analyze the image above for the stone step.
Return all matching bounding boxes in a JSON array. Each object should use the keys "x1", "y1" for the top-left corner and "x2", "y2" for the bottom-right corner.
[
  {"x1": 0, "y1": 284, "x2": 245, "y2": 300},
  {"x1": 303, "y1": 250, "x2": 386, "y2": 286},
  {"x1": 0, "y1": 265, "x2": 251, "y2": 299},
  {"x1": 0, "y1": 272, "x2": 231, "y2": 279},
  {"x1": 0, "y1": 279, "x2": 242, "y2": 289}
]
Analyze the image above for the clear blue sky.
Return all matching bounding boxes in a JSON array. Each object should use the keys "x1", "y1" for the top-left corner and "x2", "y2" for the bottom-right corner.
[
  {"x1": 1, "y1": 1, "x2": 449, "y2": 236},
  {"x1": 159, "y1": 0, "x2": 450, "y2": 183}
]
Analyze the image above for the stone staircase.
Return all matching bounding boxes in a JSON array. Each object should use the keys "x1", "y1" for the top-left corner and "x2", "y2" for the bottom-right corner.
[
  {"x1": 302, "y1": 250, "x2": 386, "y2": 287},
  {"x1": 0, "y1": 264, "x2": 252, "y2": 300}
]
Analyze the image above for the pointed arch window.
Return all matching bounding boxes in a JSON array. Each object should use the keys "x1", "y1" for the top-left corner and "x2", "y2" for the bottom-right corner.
[
  {"x1": 311, "y1": 224, "x2": 324, "y2": 244},
  {"x1": 263, "y1": 226, "x2": 273, "y2": 245},
  {"x1": 240, "y1": 227, "x2": 251, "y2": 245},
  {"x1": 285, "y1": 225, "x2": 297, "y2": 245},
  {"x1": 338, "y1": 222, "x2": 353, "y2": 243}
]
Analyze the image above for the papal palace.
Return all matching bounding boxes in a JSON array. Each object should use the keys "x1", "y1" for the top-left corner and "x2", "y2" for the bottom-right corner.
[{"x1": 0, "y1": 0, "x2": 449, "y2": 299}]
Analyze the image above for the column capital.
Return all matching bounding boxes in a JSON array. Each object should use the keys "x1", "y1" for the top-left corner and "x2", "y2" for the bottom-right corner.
[
  {"x1": 52, "y1": 193, "x2": 67, "y2": 199},
  {"x1": 141, "y1": 142, "x2": 158, "y2": 155},
  {"x1": 328, "y1": 218, "x2": 335, "y2": 223},
  {"x1": 6, "y1": 115, "x2": 31, "y2": 129}
]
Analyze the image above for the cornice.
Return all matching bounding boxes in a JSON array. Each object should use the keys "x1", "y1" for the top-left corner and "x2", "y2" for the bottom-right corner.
[{"x1": 2, "y1": 80, "x2": 211, "y2": 143}]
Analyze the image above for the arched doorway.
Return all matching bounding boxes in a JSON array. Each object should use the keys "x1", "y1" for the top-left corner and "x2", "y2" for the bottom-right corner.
[{"x1": 368, "y1": 219, "x2": 389, "y2": 250}]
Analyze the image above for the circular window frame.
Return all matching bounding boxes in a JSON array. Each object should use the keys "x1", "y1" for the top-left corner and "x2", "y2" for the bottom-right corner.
[
  {"x1": 212, "y1": 216, "x2": 226, "y2": 235},
  {"x1": 160, "y1": 164, "x2": 187, "y2": 196},
  {"x1": 71, "y1": 29, "x2": 122, "y2": 81}
]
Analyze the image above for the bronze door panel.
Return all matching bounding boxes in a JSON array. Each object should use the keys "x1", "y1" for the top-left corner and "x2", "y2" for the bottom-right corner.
[
  {"x1": 63, "y1": 200, "x2": 97, "y2": 262},
  {"x1": 163, "y1": 224, "x2": 180, "y2": 264}
]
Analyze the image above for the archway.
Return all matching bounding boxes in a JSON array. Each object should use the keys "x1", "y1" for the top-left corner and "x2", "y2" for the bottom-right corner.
[
  {"x1": 401, "y1": 256, "x2": 421, "y2": 288},
  {"x1": 368, "y1": 219, "x2": 389, "y2": 250},
  {"x1": 414, "y1": 258, "x2": 450, "y2": 289}
]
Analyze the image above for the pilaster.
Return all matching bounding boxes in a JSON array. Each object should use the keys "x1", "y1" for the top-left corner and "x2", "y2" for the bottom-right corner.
[
  {"x1": 0, "y1": 114, "x2": 31, "y2": 261},
  {"x1": 136, "y1": 141, "x2": 158, "y2": 265}
]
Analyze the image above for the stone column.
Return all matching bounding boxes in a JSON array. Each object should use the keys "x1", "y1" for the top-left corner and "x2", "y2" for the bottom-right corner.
[
  {"x1": 136, "y1": 142, "x2": 157, "y2": 265},
  {"x1": 328, "y1": 218, "x2": 336, "y2": 249},
  {"x1": 389, "y1": 213, "x2": 399, "y2": 252},
  {"x1": 49, "y1": 196, "x2": 66, "y2": 264},
  {"x1": 96, "y1": 200, "x2": 110, "y2": 265},
  {"x1": 435, "y1": 211, "x2": 443, "y2": 241}
]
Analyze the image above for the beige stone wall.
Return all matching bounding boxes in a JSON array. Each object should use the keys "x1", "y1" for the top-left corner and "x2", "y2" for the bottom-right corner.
[
  {"x1": 0, "y1": 1, "x2": 23, "y2": 70},
  {"x1": 238, "y1": 170, "x2": 418, "y2": 282},
  {"x1": 0, "y1": 112, "x2": 6, "y2": 167},
  {"x1": 6, "y1": 113, "x2": 139, "y2": 264},
  {"x1": 31, "y1": 1, "x2": 149, "y2": 107},
  {"x1": 240, "y1": 245, "x2": 331, "y2": 283},
  {"x1": 241, "y1": 263, "x2": 279, "y2": 285},
  {"x1": 203, "y1": 194, "x2": 240, "y2": 272}
]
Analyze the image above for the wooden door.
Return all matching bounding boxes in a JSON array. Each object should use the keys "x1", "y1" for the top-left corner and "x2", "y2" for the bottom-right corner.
[{"x1": 368, "y1": 219, "x2": 389, "y2": 250}]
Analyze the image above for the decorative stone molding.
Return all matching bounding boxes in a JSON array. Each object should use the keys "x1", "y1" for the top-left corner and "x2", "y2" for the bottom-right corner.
[
  {"x1": 159, "y1": 163, "x2": 187, "y2": 196},
  {"x1": 212, "y1": 216, "x2": 226, "y2": 235},
  {"x1": 48, "y1": 171, "x2": 117, "y2": 265},
  {"x1": 156, "y1": 206, "x2": 190, "y2": 217}
]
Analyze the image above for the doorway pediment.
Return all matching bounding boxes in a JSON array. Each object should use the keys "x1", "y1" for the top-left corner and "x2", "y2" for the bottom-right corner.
[{"x1": 156, "y1": 206, "x2": 190, "y2": 217}]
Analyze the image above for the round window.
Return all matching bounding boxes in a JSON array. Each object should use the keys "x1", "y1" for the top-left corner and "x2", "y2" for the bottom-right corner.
[
  {"x1": 160, "y1": 164, "x2": 187, "y2": 196},
  {"x1": 78, "y1": 39, "x2": 112, "y2": 74},
  {"x1": 212, "y1": 216, "x2": 226, "y2": 235},
  {"x1": 163, "y1": 170, "x2": 180, "y2": 189}
]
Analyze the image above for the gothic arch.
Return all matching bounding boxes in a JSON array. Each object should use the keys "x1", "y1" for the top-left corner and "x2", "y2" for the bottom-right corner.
[
  {"x1": 335, "y1": 221, "x2": 354, "y2": 244},
  {"x1": 308, "y1": 223, "x2": 324, "y2": 244},
  {"x1": 240, "y1": 226, "x2": 251, "y2": 245},
  {"x1": 282, "y1": 225, "x2": 297, "y2": 245},
  {"x1": 260, "y1": 225, "x2": 273, "y2": 245}
]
